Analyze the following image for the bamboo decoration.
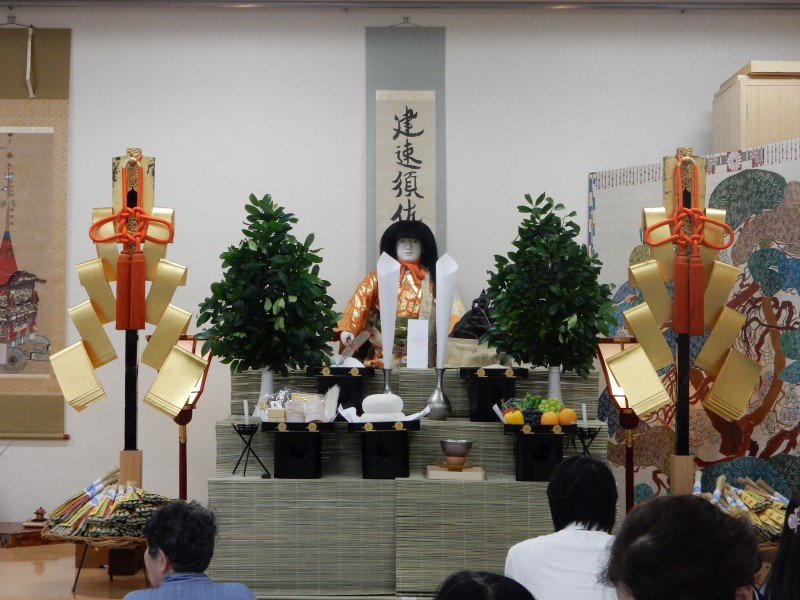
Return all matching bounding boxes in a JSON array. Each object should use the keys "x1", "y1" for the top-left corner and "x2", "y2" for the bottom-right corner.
[
  {"x1": 44, "y1": 466, "x2": 173, "y2": 540},
  {"x1": 694, "y1": 472, "x2": 786, "y2": 541}
]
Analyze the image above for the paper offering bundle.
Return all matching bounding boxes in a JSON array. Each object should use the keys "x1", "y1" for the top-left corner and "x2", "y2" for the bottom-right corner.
[{"x1": 256, "y1": 385, "x2": 339, "y2": 424}]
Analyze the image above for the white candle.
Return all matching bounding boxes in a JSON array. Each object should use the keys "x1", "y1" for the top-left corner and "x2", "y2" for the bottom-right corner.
[
  {"x1": 581, "y1": 403, "x2": 588, "y2": 428},
  {"x1": 243, "y1": 400, "x2": 250, "y2": 425}
]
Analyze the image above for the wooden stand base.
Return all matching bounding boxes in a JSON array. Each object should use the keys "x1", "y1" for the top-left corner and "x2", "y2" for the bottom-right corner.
[
  {"x1": 119, "y1": 450, "x2": 143, "y2": 488},
  {"x1": 426, "y1": 465, "x2": 486, "y2": 480},
  {"x1": 670, "y1": 454, "x2": 695, "y2": 495}
]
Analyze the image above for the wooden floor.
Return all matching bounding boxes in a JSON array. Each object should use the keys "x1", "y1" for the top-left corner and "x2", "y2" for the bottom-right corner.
[{"x1": 0, "y1": 543, "x2": 147, "y2": 599}]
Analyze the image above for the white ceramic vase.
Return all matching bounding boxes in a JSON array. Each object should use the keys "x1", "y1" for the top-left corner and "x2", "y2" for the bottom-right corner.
[{"x1": 259, "y1": 366, "x2": 274, "y2": 400}]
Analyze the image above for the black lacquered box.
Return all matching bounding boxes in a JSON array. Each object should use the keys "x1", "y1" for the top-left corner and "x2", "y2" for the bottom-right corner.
[
  {"x1": 262, "y1": 421, "x2": 334, "y2": 479},
  {"x1": 306, "y1": 366, "x2": 375, "y2": 415},
  {"x1": 460, "y1": 367, "x2": 529, "y2": 422},
  {"x1": 348, "y1": 420, "x2": 420, "y2": 479}
]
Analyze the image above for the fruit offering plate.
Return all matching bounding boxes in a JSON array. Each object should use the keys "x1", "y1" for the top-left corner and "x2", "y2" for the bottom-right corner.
[
  {"x1": 503, "y1": 423, "x2": 578, "y2": 435},
  {"x1": 498, "y1": 393, "x2": 579, "y2": 427}
]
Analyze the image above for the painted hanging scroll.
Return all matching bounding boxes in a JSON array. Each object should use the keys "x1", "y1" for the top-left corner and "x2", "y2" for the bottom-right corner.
[{"x1": 0, "y1": 27, "x2": 71, "y2": 439}]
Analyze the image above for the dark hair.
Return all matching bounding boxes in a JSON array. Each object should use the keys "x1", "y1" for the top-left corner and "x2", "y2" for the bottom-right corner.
[
  {"x1": 547, "y1": 454, "x2": 617, "y2": 532},
  {"x1": 379, "y1": 220, "x2": 438, "y2": 284},
  {"x1": 435, "y1": 570, "x2": 535, "y2": 600},
  {"x1": 143, "y1": 500, "x2": 217, "y2": 573},
  {"x1": 602, "y1": 494, "x2": 760, "y2": 600},
  {"x1": 762, "y1": 495, "x2": 800, "y2": 600}
]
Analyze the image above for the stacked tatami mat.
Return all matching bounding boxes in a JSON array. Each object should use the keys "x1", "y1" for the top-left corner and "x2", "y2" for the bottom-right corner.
[
  {"x1": 213, "y1": 367, "x2": 608, "y2": 598},
  {"x1": 395, "y1": 477, "x2": 552, "y2": 595},
  {"x1": 209, "y1": 477, "x2": 397, "y2": 598}
]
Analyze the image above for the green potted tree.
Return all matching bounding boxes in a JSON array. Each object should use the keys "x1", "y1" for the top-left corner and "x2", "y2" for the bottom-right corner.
[
  {"x1": 196, "y1": 193, "x2": 339, "y2": 401},
  {"x1": 481, "y1": 192, "x2": 615, "y2": 399}
]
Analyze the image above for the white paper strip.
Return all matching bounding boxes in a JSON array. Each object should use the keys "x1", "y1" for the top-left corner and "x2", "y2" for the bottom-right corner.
[
  {"x1": 406, "y1": 319, "x2": 429, "y2": 368},
  {"x1": 434, "y1": 253, "x2": 458, "y2": 368},
  {"x1": 376, "y1": 252, "x2": 401, "y2": 368}
]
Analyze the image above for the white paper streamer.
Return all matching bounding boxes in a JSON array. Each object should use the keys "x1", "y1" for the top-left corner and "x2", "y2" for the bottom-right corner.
[
  {"x1": 376, "y1": 252, "x2": 401, "y2": 368},
  {"x1": 434, "y1": 253, "x2": 458, "y2": 368}
]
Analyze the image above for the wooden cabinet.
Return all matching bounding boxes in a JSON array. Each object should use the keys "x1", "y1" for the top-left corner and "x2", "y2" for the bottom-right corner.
[{"x1": 712, "y1": 61, "x2": 800, "y2": 153}]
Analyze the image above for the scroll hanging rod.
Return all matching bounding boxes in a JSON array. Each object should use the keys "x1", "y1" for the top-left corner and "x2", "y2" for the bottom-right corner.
[
  {"x1": 389, "y1": 16, "x2": 422, "y2": 27},
  {"x1": 2, "y1": 6, "x2": 35, "y2": 28},
  {"x1": 1, "y1": 7, "x2": 36, "y2": 98}
]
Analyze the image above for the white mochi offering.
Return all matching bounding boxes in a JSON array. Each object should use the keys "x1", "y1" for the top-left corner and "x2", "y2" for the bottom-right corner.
[{"x1": 360, "y1": 393, "x2": 405, "y2": 422}]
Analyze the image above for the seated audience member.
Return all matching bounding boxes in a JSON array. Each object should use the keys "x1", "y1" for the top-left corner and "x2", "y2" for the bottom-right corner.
[
  {"x1": 435, "y1": 570, "x2": 535, "y2": 600},
  {"x1": 761, "y1": 494, "x2": 800, "y2": 600},
  {"x1": 123, "y1": 500, "x2": 255, "y2": 600},
  {"x1": 505, "y1": 454, "x2": 618, "y2": 600},
  {"x1": 602, "y1": 494, "x2": 760, "y2": 600}
]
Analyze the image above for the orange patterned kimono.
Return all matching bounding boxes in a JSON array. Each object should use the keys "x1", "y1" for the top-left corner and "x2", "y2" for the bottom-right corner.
[{"x1": 336, "y1": 265, "x2": 436, "y2": 366}]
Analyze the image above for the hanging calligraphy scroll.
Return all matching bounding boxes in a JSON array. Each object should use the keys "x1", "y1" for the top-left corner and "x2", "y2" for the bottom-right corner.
[
  {"x1": 375, "y1": 90, "x2": 437, "y2": 252},
  {"x1": 365, "y1": 26, "x2": 446, "y2": 271}
]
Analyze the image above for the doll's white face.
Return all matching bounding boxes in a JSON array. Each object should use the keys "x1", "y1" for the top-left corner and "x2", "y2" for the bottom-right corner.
[{"x1": 396, "y1": 237, "x2": 422, "y2": 262}]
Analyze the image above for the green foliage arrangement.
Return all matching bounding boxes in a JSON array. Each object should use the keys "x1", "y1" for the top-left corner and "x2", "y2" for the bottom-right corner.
[
  {"x1": 196, "y1": 194, "x2": 340, "y2": 376},
  {"x1": 481, "y1": 192, "x2": 615, "y2": 379}
]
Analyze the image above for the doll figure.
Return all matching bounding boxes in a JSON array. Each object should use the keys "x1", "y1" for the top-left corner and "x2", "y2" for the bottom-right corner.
[{"x1": 337, "y1": 220, "x2": 461, "y2": 367}]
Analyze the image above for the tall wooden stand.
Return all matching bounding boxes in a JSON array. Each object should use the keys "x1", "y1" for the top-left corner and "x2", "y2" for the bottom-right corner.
[
  {"x1": 672, "y1": 181, "x2": 694, "y2": 494},
  {"x1": 670, "y1": 454, "x2": 695, "y2": 495},
  {"x1": 120, "y1": 329, "x2": 141, "y2": 487}
]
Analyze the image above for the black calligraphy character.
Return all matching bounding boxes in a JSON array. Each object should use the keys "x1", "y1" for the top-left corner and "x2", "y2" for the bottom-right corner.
[
  {"x1": 391, "y1": 171, "x2": 423, "y2": 199},
  {"x1": 395, "y1": 139, "x2": 422, "y2": 170},
  {"x1": 392, "y1": 106, "x2": 424, "y2": 140},
  {"x1": 390, "y1": 198, "x2": 418, "y2": 222}
]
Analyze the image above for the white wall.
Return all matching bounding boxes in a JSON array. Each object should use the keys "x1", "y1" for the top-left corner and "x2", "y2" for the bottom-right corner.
[{"x1": 1, "y1": 4, "x2": 798, "y2": 521}]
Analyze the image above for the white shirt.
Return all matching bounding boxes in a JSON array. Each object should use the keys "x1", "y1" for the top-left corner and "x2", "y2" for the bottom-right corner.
[{"x1": 505, "y1": 523, "x2": 617, "y2": 600}]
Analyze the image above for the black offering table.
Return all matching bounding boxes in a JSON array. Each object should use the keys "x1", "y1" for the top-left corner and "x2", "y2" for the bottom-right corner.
[
  {"x1": 460, "y1": 367, "x2": 529, "y2": 422},
  {"x1": 261, "y1": 421, "x2": 334, "y2": 479},
  {"x1": 503, "y1": 423, "x2": 576, "y2": 481},
  {"x1": 305, "y1": 366, "x2": 375, "y2": 415},
  {"x1": 348, "y1": 419, "x2": 421, "y2": 479}
]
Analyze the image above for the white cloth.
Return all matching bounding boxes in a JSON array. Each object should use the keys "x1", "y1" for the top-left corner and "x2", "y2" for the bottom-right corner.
[{"x1": 505, "y1": 523, "x2": 617, "y2": 600}]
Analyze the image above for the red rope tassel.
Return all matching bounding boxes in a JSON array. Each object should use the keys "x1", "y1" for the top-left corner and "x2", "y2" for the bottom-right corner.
[
  {"x1": 672, "y1": 253, "x2": 689, "y2": 334},
  {"x1": 129, "y1": 250, "x2": 146, "y2": 330},
  {"x1": 688, "y1": 253, "x2": 705, "y2": 336},
  {"x1": 116, "y1": 252, "x2": 131, "y2": 330}
]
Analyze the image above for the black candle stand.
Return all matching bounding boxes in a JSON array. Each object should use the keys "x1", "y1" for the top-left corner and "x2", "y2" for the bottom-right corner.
[{"x1": 232, "y1": 423, "x2": 271, "y2": 478}]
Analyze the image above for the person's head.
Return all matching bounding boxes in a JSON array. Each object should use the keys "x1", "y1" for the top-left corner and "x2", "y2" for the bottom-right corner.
[
  {"x1": 547, "y1": 454, "x2": 617, "y2": 533},
  {"x1": 762, "y1": 494, "x2": 800, "y2": 600},
  {"x1": 603, "y1": 494, "x2": 760, "y2": 600},
  {"x1": 379, "y1": 220, "x2": 438, "y2": 282},
  {"x1": 142, "y1": 500, "x2": 217, "y2": 587},
  {"x1": 435, "y1": 570, "x2": 535, "y2": 600}
]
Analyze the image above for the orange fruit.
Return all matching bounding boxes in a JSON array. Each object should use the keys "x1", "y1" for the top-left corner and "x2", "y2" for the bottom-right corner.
[
  {"x1": 559, "y1": 407, "x2": 578, "y2": 425},
  {"x1": 540, "y1": 411, "x2": 560, "y2": 426}
]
